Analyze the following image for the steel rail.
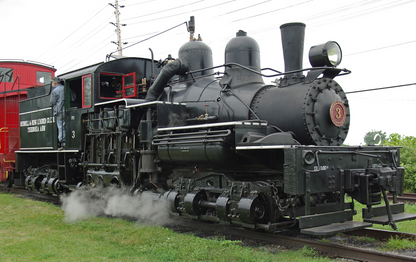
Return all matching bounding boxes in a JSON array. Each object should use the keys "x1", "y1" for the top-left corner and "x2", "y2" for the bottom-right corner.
[
  {"x1": 388, "y1": 193, "x2": 416, "y2": 204},
  {"x1": 170, "y1": 217, "x2": 416, "y2": 262},
  {"x1": 345, "y1": 228, "x2": 416, "y2": 241}
]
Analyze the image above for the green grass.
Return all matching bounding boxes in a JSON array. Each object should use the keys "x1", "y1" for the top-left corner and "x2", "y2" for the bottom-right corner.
[
  {"x1": 350, "y1": 196, "x2": 416, "y2": 251},
  {"x1": 0, "y1": 193, "x2": 331, "y2": 262}
]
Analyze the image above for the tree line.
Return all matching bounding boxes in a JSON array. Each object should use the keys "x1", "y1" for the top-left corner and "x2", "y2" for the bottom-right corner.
[{"x1": 364, "y1": 130, "x2": 416, "y2": 193}]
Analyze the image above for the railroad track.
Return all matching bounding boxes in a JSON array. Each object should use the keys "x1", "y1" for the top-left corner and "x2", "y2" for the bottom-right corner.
[
  {"x1": 388, "y1": 193, "x2": 416, "y2": 204},
  {"x1": 2, "y1": 185, "x2": 416, "y2": 261},
  {"x1": 169, "y1": 217, "x2": 416, "y2": 261},
  {"x1": 346, "y1": 228, "x2": 416, "y2": 241},
  {"x1": 0, "y1": 186, "x2": 61, "y2": 206}
]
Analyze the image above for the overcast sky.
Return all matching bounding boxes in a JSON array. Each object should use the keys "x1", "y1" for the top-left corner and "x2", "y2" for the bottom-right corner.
[{"x1": 1, "y1": 0, "x2": 415, "y2": 145}]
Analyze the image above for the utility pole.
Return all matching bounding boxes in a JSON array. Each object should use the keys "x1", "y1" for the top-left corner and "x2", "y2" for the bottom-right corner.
[{"x1": 109, "y1": 0, "x2": 127, "y2": 56}]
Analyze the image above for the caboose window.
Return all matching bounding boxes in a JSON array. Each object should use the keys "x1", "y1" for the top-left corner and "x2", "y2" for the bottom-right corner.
[
  {"x1": 0, "y1": 67, "x2": 13, "y2": 83},
  {"x1": 82, "y1": 75, "x2": 92, "y2": 108},
  {"x1": 36, "y1": 71, "x2": 52, "y2": 85}
]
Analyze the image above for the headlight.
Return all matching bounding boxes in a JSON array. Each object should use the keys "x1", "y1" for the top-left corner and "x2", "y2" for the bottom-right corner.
[{"x1": 309, "y1": 41, "x2": 342, "y2": 67}]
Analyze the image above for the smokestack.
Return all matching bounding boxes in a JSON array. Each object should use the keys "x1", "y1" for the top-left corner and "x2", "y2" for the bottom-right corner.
[{"x1": 280, "y1": 22, "x2": 306, "y2": 78}]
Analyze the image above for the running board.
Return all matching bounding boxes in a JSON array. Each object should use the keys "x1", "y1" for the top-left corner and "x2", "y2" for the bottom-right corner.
[
  {"x1": 301, "y1": 221, "x2": 372, "y2": 236},
  {"x1": 362, "y1": 203, "x2": 404, "y2": 219},
  {"x1": 364, "y1": 213, "x2": 416, "y2": 225}
]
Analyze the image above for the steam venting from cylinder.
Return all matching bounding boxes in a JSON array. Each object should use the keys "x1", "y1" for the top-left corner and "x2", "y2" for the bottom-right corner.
[{"x1": 280, "y1": 23, "x2": 306, "y2": 78}]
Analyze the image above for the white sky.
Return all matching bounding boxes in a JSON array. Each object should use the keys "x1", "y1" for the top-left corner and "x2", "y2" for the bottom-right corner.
[{"x1": 1, "y1": 0, "x2": 415, "y2": 145}]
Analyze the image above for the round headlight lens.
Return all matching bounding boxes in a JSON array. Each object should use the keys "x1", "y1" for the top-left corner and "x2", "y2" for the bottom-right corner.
[
  {"x1": 309, "y1": 41, "x2": 342, "y2": 67},
  {"x1": 326, "y1": 42, "x2": 342, "y2": 66}
]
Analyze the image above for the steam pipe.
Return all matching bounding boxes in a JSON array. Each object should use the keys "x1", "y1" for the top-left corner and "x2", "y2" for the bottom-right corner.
[
  {"x1": 280, "y1": 22, "x2": 306, "y2": 78},
  {"x1": 145, "y1": 59, "x2": 187, "y2": 101},
  {"x1": 149, "y1": 48, "x2": 155, "y2": 78}
]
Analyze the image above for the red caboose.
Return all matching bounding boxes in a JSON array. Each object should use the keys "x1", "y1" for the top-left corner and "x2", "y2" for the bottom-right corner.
[{"x1": 0, "y1": 60, "x2": 56, "y2": 185}]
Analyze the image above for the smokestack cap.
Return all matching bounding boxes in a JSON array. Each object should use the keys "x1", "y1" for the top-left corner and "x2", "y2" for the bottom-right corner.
[
  {"x1": 280, "y1": 22, "x2": 306, "y2": 29},
  {"x1": 236, "y1": 30, "x2": 247, "y2": 37}
]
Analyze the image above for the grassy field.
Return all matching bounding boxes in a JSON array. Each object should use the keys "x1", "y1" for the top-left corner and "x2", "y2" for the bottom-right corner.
[
  {"x1": 0, "y1": 193, "x2": 331, "y2": 262},
  {"x1": 350, "y1": 196, "x2": 416, "y2": 251}
]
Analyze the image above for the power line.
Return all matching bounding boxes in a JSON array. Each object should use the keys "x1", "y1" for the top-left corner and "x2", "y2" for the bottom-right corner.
[
  {"x1": 124, "y1": 0, "x2": 204, "y2": 21},
  {"x1": 107, "y1": 21, "x2": 188, "y2": 57},
  {"x1": 128, "y1": 0, "x2": 236, "y2": 25},
  {"x1": 59, "y1": 34, "x2": 115, "y2": 74},
  {"x1": 218, "y1": 0, "x2": 271, "y2": 16},
  {"x1": 232, "y1": 0, "x2": 313, "y2": 22},
  {"x1": 345, "y1": 83, "x2": 416, "y2": 94},
  {"x1": 34, "y1": 4, "x2": 109, "y2": 61},
  {"x1": 123, "y1": 32, "x2": 158, "y2": 40},
  {"x1": 309, "y1": 0, "x2": 416, "y2": 28},
  {"x1": 48, "y1": 16, "x2": 113, "y2": 65},
  {"x1": 125, "y1": 0, "x2": 156, "y2": 6},
  {"x1": 345, "y1": 40, "x2": 416, "y2": 56}
]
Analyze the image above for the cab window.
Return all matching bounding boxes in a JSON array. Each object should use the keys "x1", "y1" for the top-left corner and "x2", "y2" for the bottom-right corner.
[
  {"x1": 99, "y1": 72, "x2": 136, "y2": 99},
  {"x1": 82, "y1": 75, "x2": 92, "y2": 108},
  {"x1": 122, "y1": 73, "x2": 136, "y2": 98},
  {"x1": 99, "y1": 73, "x2": 122, "y2": 98}
]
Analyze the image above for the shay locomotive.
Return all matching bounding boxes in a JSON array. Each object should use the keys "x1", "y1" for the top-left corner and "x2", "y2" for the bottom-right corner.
[{"x1": 5, "y1": 17, "x2": 416, "y2": 235}]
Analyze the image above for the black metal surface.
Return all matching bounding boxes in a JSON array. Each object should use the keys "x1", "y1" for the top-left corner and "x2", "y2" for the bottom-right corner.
[
  {"x1": 280, "y1": 23, "x2": 305, "y2": 78},
  {"x1": 220, "y1": 30, "x2": 264, "y2": 87},
  {"x1": 251, "y1": 78, "x2": 349, "y2": 146},
  {"x1": 178, "y1": 40, "x2": 213, "y2": 82},
  {"x1": 364, "y1": 213, "x2": 416, "y2": 225},
  {"x1": 362, "y1": 203, "x2": 404, "y2": 218},
  {"x1": 301, "y1": 221, "x2": 372, "y2": 236},
  {"x1": 299, "y1": 210, "x2": 354, "y2": 229}
]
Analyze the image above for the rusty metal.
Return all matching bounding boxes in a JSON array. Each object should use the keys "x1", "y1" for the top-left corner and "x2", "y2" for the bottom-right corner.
[{"x1": 388, "y1": 193, "x2": 416, "y2": 204}]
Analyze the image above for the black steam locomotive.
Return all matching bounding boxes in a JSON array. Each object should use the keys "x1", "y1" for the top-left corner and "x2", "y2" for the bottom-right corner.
[{"x1": 12, "y1": 17, "x2": 416, "y2": 235}]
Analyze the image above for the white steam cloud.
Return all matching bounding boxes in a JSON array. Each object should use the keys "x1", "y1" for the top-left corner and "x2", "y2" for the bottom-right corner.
[{"x1": 60, "y1": 187, "x2": 170, "y2": 225}]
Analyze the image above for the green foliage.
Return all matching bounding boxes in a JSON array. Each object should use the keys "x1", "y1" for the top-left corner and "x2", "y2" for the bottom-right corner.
[
  {"x1": 352, "y1": 199, "x2": 416, "y2": 250},
  {"x1": 363, "y1": 130, "x2": 387, "y2": 145},
  {"x1": 382, "y1": 133, "x2": 416, "y2": 192},
  {"x1": 384, "y1": 237, "x2": 416, "y2": 251},
  {"x1": 360, "y1": 236, "x2": 376, "y2": 243},
  {"x1": 300, "y1": 246, "x2": 319, "y2": 257}
]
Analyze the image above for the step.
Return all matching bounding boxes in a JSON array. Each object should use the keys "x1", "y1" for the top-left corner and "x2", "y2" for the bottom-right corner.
[
  {"x1": 301, "y1": 221, "x2": 372, "y2": 236},
  {"x1": 364, "y1": 213, "x2": 416, "y2": 225}
]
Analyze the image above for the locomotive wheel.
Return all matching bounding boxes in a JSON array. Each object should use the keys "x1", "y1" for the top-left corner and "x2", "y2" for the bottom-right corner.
[{"x1": 238, "y1": 194, "x2": 268, "y2": 224}]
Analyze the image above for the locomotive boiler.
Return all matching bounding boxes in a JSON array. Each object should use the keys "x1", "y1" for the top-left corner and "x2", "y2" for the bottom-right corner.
[{"x1": 12, "y1": 17, "x2": 416, "y2": 236}]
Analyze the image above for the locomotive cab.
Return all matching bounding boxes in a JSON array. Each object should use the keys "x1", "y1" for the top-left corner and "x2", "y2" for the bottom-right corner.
[{"x1": 15, "y1": 57, "x2": 160, "y2": 192}]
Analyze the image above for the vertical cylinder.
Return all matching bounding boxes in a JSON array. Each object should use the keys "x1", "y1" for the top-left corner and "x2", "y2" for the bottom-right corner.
[{"x1": 280, "y1": 23, "x2": 306, "y2": 77}]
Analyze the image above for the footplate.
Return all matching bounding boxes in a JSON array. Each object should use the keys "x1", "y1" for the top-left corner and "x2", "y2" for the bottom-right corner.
[
  {"x1": 301, "y1": 221, "x2": 372, "y2": 236},
  {"x1": 362, "y1": 203, "x2": 404, "y2": 219},
  {"x1": 364, "y1": 213, "x2": 416, "y2": 225}
]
